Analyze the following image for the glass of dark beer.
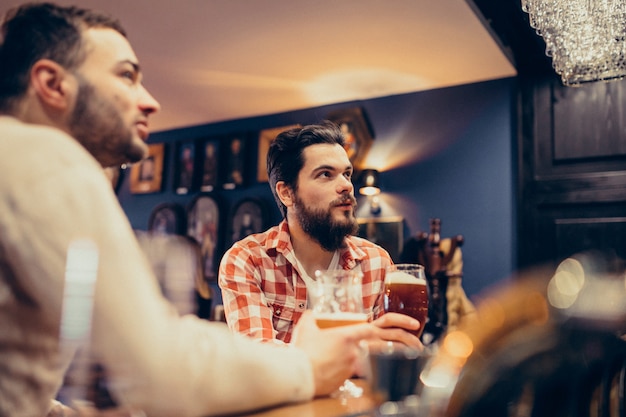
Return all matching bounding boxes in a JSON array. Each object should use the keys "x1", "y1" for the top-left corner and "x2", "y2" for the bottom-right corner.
[{"x1": 383, "y1": 264, "x2": 429, "y2": 337}]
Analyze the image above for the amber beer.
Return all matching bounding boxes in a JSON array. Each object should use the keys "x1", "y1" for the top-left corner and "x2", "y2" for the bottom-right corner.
[
  {"x1": 384, "y1": 265, "x2": 429, "y2": 337},
  {"x1": 311, "y1": 269, "x2": 366, "y2": 330},
  {"x1": 315, "y1": 312, "x2": 369, "y2": 329}
]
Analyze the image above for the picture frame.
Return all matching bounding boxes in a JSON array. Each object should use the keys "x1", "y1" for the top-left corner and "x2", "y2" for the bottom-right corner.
[
  {"x1": 187, "y1": 195, "x2": 220, "y2": 282},
  {"x1": 129, "y1": 143, "x2": 165, "y2": 194},
  {"x1": 327, "y1": 107, "x2": 374, "y2": 171},
  {"x1": 357, "y1": 216, "x2": 404, "y2": 262},
  {"x1": 222, "y1": 135, "x2": 246, "y2": 190},
  {"x1": 256, "y1": 124, "x2": 301, "y2": 183},
  {"x1": 200, "y1": 138, "x2": 220, "y2": 192},
  {"x1": 147, "y1": 202, "x2": 186, "y2": 235},
  {"x1": 175, "y1": 141, "x2": 196, "y2": 195},
  {"x1": 226, "y1": 198, "x2": 268, "y2": 248}
]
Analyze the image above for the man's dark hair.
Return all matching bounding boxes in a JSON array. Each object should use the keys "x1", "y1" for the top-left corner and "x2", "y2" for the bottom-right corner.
[
  {"x1": 0, "y1": 2, "x2": 126, "y2": 112},
  {"x1": 267, "y1": 121, "x2": 346, "y2": 218}
]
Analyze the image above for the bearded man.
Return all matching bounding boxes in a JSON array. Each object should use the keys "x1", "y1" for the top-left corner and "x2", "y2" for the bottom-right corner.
[{"x1": 219, "y1": 122, "x2": 422, "y2": 347}]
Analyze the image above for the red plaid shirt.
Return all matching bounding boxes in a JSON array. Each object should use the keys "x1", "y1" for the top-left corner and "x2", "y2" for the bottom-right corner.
[{"x1": 218, "y1": 220, "x2": 391, "y2": 344}]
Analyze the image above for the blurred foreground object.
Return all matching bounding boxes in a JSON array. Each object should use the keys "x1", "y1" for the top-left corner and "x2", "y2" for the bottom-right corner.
[{"x1": 416, "y1": 251, "x2": 626, "y2": 417}]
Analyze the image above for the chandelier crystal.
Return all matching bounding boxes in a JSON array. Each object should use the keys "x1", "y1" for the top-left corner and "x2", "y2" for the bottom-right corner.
[{"x1": 521, "y1": 0, "x2": 626, "y2": 86}]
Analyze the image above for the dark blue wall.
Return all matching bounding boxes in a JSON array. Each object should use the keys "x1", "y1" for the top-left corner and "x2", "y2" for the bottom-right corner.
[{"x1": 118, "y1": 77, "x2": 515, "y2": 303}]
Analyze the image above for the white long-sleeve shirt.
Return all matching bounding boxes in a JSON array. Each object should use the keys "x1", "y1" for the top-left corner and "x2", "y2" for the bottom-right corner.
[{"x1": 0, "y1": 116, "x2": 314, "y2": 417}]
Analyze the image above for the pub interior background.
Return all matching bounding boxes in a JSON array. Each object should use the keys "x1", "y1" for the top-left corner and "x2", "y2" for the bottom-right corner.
[
  {"x1": 120, "y1": 78, "x2": 515, "y2": 307},
  {"x1": 116, "y1": 0, "x2": 626, "y2": 309}
]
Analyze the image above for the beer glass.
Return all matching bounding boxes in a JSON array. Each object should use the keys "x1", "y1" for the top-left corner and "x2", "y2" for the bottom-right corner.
[
  {"x1": 383, "y1": 264, "x2": 429, "y2": 337},
  {"x1": 310, "y1": 269, "x2": 368, "y2": 398}
]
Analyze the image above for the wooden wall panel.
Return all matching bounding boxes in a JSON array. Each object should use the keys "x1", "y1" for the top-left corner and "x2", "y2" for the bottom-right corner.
[
  {"x1": 553, "y1": 82, "x2": 626, "y2": 161},
  {"x1": 555, "y1": 217, "x2": 626, "y2": 261},
  {"x1": 518, "y1": 75, "x2": 626, "y2": 270}
]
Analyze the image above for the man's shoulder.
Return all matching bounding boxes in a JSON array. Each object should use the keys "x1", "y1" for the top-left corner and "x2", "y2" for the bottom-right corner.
[
  {"x1": 347, "y1": 234, "x2": 384, "y2": 250},
  {"x1": 219, "y1": 223, "x2": 290, "y2": 279},
  {"x1": 0, "y1": 116, "x2": 73, "y2": 141},
  {"x1": 345, "y1": 234, "x2": 392, "y2": 259},
  {"x1": 0, "y1": 117, "x2": 99, "y2": 186},
  {"x1": 0, "y1": 116, "x2": 89, "y2": 161},
  {"x1": 227, "y1": 223, "x2": 283, "y2": 253}
]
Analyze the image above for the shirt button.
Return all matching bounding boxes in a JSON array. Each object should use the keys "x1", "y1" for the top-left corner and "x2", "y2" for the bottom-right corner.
[
  {"x1": 298, "y1": 303, "x2": 305, "y2": 309},
  {"x1": 275, "y1": 308, "x2": 282, "y2": 316}
]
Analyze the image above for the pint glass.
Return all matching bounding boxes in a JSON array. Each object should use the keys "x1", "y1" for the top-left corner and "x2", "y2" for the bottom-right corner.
[{"x1": 383, "y1": 264, "x2": 429, "y2": 337}]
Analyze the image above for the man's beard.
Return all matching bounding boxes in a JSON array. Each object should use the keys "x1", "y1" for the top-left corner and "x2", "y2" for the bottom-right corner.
[
  {"x1": 294, "y1": 193, "x2": 358, "y2": 252},
  {"x1": 68, "y1": 75, "x2": 146, "y2": 167}
]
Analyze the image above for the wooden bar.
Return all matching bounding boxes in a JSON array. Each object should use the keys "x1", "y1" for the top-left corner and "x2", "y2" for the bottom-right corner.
[{"x1": 229, "y1": 379, "x2": 376, "y2": 417}]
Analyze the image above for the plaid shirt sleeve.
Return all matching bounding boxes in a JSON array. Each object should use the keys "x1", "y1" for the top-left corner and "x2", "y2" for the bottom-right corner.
[{"x1": 218, "y1": 239, "x2": 285, "y2": 344}]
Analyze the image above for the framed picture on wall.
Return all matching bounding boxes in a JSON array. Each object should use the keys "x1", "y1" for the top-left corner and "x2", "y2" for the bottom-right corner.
[
  {"x1": 200, "y1": 138, "x2": 220, "y2": 192},
  {"x1": 357, "y1": 216, "x2": 404, "y2": 262},
  {"x1": 175, "y1": 141, "x2": 196, "y2": 195},
  {"x1": 327, "y1": 107, "x2": 374, "y2": 172},
  {"x1": 148, "y1": 202, "x2": 186, "y2": 235},
  {"x1": 187, "y1": 195, "x2": 220, "y2": 282},
  {"x1": 129, "y1": 143, "x2": 165, "y2": 194},
  {"x1": 227, "y1": 198, "x2": 267, "y2": 248},
  {"x1": 256, "y1": 124, "x2": 301, "y2": 183},
  {"x1": 222, "y1": 135, "x2": 246, "y2": 190}
]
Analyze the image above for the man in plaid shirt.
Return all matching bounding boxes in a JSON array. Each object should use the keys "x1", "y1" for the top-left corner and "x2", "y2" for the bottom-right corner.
[{"x1": 219, "y1": 122, "x2": 422, "y2": 347}]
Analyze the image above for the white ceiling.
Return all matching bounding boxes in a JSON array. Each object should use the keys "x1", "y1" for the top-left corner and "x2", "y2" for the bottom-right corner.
[{"x1": 0, "y1": 0, "x2": 516, "y2": 133}]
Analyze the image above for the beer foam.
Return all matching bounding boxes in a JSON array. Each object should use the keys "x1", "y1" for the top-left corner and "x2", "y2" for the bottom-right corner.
[{"x1": 386, "y1": 271, "x2": 427, "y2": 285}]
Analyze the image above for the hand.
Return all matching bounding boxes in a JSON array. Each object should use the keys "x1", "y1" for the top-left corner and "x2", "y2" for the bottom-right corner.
[
  {"x1": 368, "y1": 312, "x2": 423, "y2": 351},
  {"x1": 292, "y1": 310, "x2": 374, "y2": 397}
]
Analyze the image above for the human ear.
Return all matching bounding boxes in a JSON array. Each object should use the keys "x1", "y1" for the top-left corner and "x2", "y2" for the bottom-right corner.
[
  {"x1": 30, "y1": 59, "x2": 73, "y2": 110},
  {"x1": 276, "y1": 181, "x2": 294, "y2": 208}
]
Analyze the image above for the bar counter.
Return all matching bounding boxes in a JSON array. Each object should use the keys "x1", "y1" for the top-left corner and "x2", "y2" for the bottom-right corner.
[{"x1": 231, "y1": 379, "x2": 376, "y2": 417}]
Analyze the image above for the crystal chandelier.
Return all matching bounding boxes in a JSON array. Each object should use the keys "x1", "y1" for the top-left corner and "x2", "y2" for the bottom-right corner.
[{"x1": 521, "y1": 0, "x2": 626, "y2": 86}]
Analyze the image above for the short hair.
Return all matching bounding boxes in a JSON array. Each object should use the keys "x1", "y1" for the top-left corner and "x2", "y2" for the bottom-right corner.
[
  {"x1": 0, "y1": 2, "x2": 126, "y2": 112},
  {"x1": 267, "y1": 121, "x2": 346, "y2": 218}
]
